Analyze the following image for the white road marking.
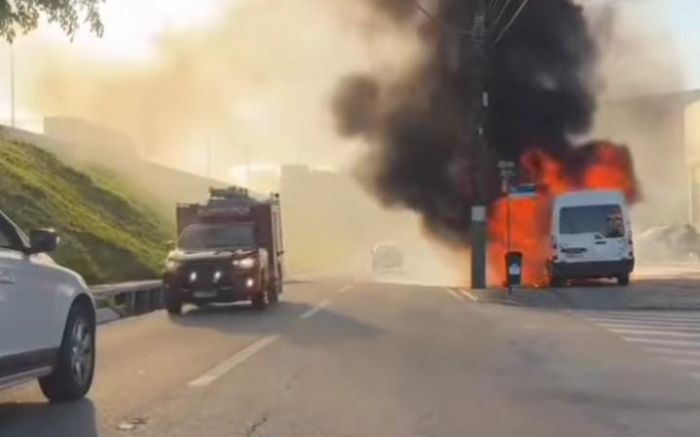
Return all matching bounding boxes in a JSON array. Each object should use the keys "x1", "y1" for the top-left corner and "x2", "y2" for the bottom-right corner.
[
  {"x1": 585, "y1": 315, "x2": 700, "y2": 324},
  {"x1": 662, "y1": 358, "x2": 700, "y2": 367},
  {"x1": 622, "y1": 337, "x2": 700, "y2": 347},
  {"x1": 646, "y1": 348, "x2": 700, "y2": 357},
  {"x1": 189, "y1": 335, "x2": 279, "y2": 388},
  {"x1": 337, "y1": 284, "x2": 353, "y2": 294},
  {"x1": 459, "y1": 289, "x2": 479, "y2": 303},
  {"x1": 596, "y1": 322, "x2": 700, "y2": 330},
  {"x1": 445, "y1": 289, "x2": 466, "y2": 302},
  {"x1": 299, "y1": 300, "x2": 332, "y2": 319},
  {"x1": 609, "y1": 329, "x2": 700, "y2": 338},
  {"x1": 575, "y1": 310, "x2": 700, "y2": 382}
]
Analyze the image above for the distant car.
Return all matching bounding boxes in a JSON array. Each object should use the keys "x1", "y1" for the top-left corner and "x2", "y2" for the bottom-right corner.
[
  {"x1": 371, "y1": 243, "x2": 404, "y2": 273},
  {"x1": 548, "y1": 190, "x2": 634, "y2": 286},
  {"x1": 0, "y1": 210, "x2": 95, "y2": 401},
  {"x1": 637, "y1": 224, "x2": 700, "y2": 263}
]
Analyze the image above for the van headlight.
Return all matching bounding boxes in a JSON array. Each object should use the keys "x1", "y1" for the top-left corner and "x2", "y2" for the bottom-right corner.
[{"x1": 233, "y1": 257, "x2": 256, "y2": 269}]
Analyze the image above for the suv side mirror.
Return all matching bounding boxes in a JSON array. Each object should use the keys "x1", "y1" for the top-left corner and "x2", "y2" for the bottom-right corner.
[{"x1": 29, "y1": 229, "x2": 59, "y2": 254}]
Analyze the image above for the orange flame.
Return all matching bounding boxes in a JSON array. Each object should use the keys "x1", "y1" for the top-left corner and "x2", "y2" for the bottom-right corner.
[{"x1": 488, "y1": 143, "x2": 638, "y2": 287}]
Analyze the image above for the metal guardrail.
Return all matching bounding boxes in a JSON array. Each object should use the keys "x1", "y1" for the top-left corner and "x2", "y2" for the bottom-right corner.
[{"x1": 90, "y1": 280, "x2": 164, "y2": 317}]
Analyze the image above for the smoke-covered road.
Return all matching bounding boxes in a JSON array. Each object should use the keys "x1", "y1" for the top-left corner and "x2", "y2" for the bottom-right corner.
[{"x1": 2, "y1": 278, "x2": 700, "y2": 436}]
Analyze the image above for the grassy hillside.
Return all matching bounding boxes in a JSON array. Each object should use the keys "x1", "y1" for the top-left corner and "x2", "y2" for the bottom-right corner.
[{"x1": 0, "y1": 139, "x2": 171, "y2": 284}]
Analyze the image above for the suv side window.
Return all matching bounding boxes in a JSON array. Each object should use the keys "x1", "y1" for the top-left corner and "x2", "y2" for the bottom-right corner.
[{"x1": 0, "y1": 213, "x2": 26, "y2": 252}]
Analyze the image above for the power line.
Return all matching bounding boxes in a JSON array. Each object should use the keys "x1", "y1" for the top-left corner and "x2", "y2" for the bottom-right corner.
[
  {"x1": 490, "y1": 0, "x2": 516, "y2": 31},
  {"x1": 414, "y1": 0, "x2": 472, "y2": 35},
  {"x1": 487, "y1": 0, "x2": 506, "y2": 17},
  {"x1": 492, "y1": 0, "x2": 529, "y2": 46}
]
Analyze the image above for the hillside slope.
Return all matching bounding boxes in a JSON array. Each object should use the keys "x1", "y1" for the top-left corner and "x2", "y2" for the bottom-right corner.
[{"x1": 0, "y1": 140, "x2": 170, "y2": 284}]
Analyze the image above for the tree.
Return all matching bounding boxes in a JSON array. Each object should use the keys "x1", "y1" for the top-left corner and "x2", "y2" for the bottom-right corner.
[{"x1": 0, "y1": 0, "x2": 104, "y2": 42}]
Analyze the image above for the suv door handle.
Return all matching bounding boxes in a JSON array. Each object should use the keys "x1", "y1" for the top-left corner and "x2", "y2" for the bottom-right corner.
[{"x1": 0, "y1": 269, "x2": 14, "y2": 284}]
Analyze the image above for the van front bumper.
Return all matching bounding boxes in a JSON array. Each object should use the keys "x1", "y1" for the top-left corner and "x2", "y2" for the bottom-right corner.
[{"x1": 551, "y1": 259, "x2": 634, "y2": 279}]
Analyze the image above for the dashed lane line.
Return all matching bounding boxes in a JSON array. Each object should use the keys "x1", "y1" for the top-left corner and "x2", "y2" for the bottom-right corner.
[
  {"x1": 458, "y1": 289, "x2": 479, "y2": 303},
  {"x1": 445, "y1": 289, "x2": 466, "y2": 302},
  {"x1": 189, "y1": 335, "x2": 279, "y2": 388},
  {"x1": 299, "y1": 300, "x2": 332, "y2": 320}
]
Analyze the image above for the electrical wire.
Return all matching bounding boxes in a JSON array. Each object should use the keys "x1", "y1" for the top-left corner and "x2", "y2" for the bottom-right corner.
[
  {"x1": 487, "y1": 0, "x2": 506, "y2": 17},
  {"x1": 414, "y1": 0, "x2": 472, "y2": 35},
  {"x1": 490, "y1": 0, "x2": 516, "y2": 32},
  {"x1": 492, "y1": 0, "x2": 529, "y2": 46}
]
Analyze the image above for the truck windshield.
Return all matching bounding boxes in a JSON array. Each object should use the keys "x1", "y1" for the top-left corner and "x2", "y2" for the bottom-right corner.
[
  {"x1": 179, "y1": 223, "x2": 255, "y2": 250},
  {"x1": 560, "y1": 204, "x2": 625, "y2": 238}
]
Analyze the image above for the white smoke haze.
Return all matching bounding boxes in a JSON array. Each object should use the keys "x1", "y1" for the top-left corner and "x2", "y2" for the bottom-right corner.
[
  {"x1": 580, "y1": 0, "x2": 684, "y2": 97},
  {"x1": 27, "y1": 0, "x2": 424, "y2": 176}
]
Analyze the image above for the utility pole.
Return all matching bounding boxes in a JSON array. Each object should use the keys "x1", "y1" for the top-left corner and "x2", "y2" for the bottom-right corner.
[{"x1": 470, "y1": 0, "x2": 488, "y2": 290}]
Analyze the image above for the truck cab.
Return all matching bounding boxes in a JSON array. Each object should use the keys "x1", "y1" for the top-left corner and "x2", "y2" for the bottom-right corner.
[{"x1": 163, "y1": 187, "x2": 284, "y2": 314}]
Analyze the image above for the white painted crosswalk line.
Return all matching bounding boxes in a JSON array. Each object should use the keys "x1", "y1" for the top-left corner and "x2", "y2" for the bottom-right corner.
[
  {"x1": 609, "y1": 329, "x2": 700, "y2": 338},
  {"x1": 573, "y1": 310, "x2": 700, "y2": 381}
]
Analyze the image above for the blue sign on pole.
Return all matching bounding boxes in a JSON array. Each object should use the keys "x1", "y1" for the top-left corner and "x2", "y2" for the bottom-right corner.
[{"x1": 508, "y1": 184, "x2": 537, "y2": 199}]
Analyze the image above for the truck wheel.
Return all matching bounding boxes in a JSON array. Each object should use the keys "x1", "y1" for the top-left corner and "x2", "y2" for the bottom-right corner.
[
  {"x1": 39, "y1": 303, "x2": 95, "y2": 402},
  {"x1": 267, "y1": 280, "x2": 279, "y2": 305},
  {"x1": 617, "y1": 274, "x2": 630, "y2": 286},
  {"x1": 165, "y1": 293, "x2": 183, "y2": 316},
  {"x1": 251, "y1": 291, "x2": 268, "y2": 311}
]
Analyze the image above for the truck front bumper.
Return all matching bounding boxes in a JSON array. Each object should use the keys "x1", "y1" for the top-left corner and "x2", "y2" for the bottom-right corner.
[{"x1": 163, "y1": 274, "x2": 263, "y2": 303}]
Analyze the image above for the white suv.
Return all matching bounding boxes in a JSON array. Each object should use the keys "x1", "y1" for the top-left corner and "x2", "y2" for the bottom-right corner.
[{"x1": 0, "y1": 210, "x2": 96, "y2": 401}]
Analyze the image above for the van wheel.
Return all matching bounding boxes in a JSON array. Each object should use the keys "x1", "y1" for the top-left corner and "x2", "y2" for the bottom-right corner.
[
  {"x1": 550, "y1": 275, "x2": 565, "y2": 288},
  {"x1": 617, "y1": 274, "x2": 630, "y2": 286},
  {"x1": 39, "y1": 304, "x2": 95, "y2": 402}
]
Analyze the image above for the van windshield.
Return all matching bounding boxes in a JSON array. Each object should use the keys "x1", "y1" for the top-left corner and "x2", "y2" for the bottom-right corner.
[{"x1": 559, "y1": 204, "x2": 625, "y2": 238}]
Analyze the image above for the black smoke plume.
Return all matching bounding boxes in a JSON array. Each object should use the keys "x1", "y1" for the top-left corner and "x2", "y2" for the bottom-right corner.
[{"x1": 333, "y1": 0, "x2": 604, "y2": 245}]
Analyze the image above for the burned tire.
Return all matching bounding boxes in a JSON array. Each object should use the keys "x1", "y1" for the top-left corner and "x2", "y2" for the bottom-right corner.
[
  {"x1": 39, "y1": 303, "x2": 95, "y2": 402},
  {"x1": 617, "y1": 274, "x2": 630, "y2": 286}
]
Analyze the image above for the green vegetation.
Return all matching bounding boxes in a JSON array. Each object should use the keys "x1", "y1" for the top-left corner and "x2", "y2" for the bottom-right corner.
[{"x1": 0, "y1": 139, "x2": 171, "y2": 284}]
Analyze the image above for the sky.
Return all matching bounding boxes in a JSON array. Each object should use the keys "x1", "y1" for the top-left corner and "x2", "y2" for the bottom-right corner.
[{"x1": 667, "y1": 0, "x2": 700, "y2": 88}]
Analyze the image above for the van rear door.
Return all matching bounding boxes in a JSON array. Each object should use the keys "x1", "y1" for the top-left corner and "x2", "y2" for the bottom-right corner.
[{"x1": 557, "y1": 204, "x2": 629, "y2": 263}]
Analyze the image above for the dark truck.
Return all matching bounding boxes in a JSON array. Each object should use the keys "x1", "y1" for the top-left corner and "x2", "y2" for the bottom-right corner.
[{"x1": 163, "y1": 187, "x2": 284, "y2": 314}]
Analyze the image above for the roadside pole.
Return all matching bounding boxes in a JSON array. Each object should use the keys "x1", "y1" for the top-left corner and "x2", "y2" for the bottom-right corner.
[{"x1": 470, "y1": 0, "x2": 488, "y2": 290}]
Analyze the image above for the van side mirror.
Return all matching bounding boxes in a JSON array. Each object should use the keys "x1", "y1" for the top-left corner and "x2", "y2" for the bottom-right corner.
[{"x1": 29, "y1": 229, "x2": 59, "y2": 254}]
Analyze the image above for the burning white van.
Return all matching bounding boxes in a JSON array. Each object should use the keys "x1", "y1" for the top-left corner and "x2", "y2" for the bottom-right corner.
[{"x1": 548, "y1": 190, "x2": 634, "y2": 287}]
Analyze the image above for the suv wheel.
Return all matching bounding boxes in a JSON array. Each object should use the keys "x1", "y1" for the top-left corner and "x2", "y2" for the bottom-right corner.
[{"x1": 39, "y1": 304, "x2": 95, "y2": 402}]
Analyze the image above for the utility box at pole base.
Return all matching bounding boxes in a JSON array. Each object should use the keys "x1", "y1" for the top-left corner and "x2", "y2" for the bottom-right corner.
[{"x1": 505, "y1": 251, "x2": 523, "y2": 288}]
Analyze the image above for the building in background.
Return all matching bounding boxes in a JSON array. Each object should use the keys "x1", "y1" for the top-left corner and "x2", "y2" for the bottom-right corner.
[{"x1": 595, "y1": 90, "x2": 700, "y2": 229}]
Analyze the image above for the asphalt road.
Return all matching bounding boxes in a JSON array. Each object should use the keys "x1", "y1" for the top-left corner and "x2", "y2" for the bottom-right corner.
[{"x1": 3, "y1": 277, "x2": 700, "y2": 436}]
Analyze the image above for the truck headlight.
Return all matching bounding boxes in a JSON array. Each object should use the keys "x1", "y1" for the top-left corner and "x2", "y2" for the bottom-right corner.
[{"x1": 233, "y1": 257, "x2": 256, "y2": 269}]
